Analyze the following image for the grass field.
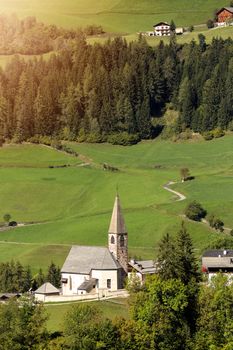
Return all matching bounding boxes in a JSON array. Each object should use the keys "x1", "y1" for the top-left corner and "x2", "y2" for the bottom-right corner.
[
  {"x1": 46, "y1": 298, "x2": 129, "y2": 332},
  {"x1": 0, "y1": 0, "x2": 230, "y2": 33},
  {"x1": 0, "y1": 136, "x2": 232, "y2": 273}
]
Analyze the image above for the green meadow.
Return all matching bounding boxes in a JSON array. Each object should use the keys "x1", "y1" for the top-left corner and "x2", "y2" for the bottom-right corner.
[
  {"x1": 46, "y1": 298, "x2": 129, "y2": 332},
  {"x1": 0, "y1": 0, "x2": 230, "y2": 32},
  {"x1": 0, "y1": 136, "x2": 232, "y2": 272}
]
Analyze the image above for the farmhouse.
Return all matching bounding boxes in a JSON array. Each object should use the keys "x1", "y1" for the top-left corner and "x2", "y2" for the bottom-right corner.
[
  {"x1": 153, "y1": 22, "x2": 171, "y2": 36},
  {"x1": 202, "y1": 249, "x2": 233, "y2": 281},
  {"x1": 128, "y1": 259, "x2": 158, "y2": 283},
  {"x1": 61, "y1": 194, "x2": 128, "y2": 295},
  {"x1": 216, "y1": 7, "x2": 233, "y2": 23}
]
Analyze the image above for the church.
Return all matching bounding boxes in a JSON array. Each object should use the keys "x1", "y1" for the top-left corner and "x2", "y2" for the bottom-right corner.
[{"x1": 61, "y1": 194, "x2": 128, "y2": 295}]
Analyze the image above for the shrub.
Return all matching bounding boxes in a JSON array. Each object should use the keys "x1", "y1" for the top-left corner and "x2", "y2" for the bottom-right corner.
[
  {"x1": 107, "y1": 132, "x2": 140, "y2": 146},
  {"x1": 212, "y1": 128, "x2": 225, "y2": 138},
  {"x1": 86, "y1": 132, "x2": 103, "y2": 143},
  {"x1": 188, "y1": 25, "x2": 194, "y2": 32},
  {"x1": 203, "y1": 131, "x2": 214, "y2": 141},
  {"x1": 185, "y1": 201, "x2": 207, "y2": 221},
  {"x1": 207, "y1": 19, "x2": 214, "y2": 28},
  {"x1": 228, "y1": 121, "x2": 233, "y2": 131}
]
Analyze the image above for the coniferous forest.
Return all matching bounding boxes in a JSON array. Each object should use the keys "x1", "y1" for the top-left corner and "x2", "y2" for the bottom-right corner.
[{"x1": 0, "y1": 34, "x2": 232, "y2": 145}]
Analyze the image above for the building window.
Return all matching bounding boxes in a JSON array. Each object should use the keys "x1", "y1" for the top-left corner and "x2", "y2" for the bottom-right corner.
[
  {"x1": 107, "y1": 279, "x2": 111, "y2": 289},
  {"x1": 69, "y1": 276, "x2": 72, "y2": 290},
  {"x1": 111, "y1": 235, "x2": 115, "y2": 244},
  {"x1": 120, "y1": 235, "x2": 124, "y2": 247}
]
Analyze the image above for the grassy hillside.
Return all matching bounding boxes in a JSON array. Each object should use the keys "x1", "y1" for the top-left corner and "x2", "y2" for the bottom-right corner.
[
  {"x1": 46, "y1": 298, "x2": 129, "y2": 332},
  {"x1": 0, "y1": 136, "x2": 232, "y2": 272},
  {"x1": 0, "y1": 0, "x2": 229, "y2": 32}
]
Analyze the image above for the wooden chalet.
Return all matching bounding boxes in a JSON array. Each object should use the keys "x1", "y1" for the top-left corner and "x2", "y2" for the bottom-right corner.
[{"x1": 216, "y1": 7, "x2": 233, "y2": 23}]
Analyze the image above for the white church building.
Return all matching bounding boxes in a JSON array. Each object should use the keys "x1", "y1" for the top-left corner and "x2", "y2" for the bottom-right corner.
[{"x1": 61, "y1": 194, "x2": 129, "y2": 295}]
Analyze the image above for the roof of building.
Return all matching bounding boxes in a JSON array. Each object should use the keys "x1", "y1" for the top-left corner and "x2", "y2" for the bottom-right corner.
[
  {"x1": 78, "y1": 278, "x2": 97, "y2": 292},
  {"x1": 153, "y1": 22, "x2": 170, "y2": 27},
  {"x1": 61, "y1": 246, "x2": 121, "y2": 274},
  {"x1": 129, "y1": 259, "x2": 158, "y2": 274},
  {"x1": 202, "y1": 250, "x2": 233, "y2": 258},
  {"x1": 35, "y1": 282, "x2": 60, "y2": 295},
  {"x1": 0, "y1": 293, "x2": 21, "y2": 300},
  {"x1": 217, "y1": 7, "x2": 233, "y2": 14},
  {"x1": 108, "y1": 195, "x2": 127, "y2": 234}
]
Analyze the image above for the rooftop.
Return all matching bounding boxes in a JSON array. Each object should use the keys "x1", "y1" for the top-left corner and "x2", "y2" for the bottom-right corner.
[
  {"x1": 202, "y1": 250, "x2": 233, "y2": 258},
  {"x1": 129, "y1": 259, "x2": 157, "y2": 274},
  {"x1": 35, "y1": 282, "x2": 60, "y2": 295},
  {"x1": 61, "y1": 245, "x2": 121, "y2": 274}
]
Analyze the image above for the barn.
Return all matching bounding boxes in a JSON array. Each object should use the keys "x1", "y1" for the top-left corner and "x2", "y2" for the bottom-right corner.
[{"x1": 216, "y1": 7, "x2": 233, "y2": 23}]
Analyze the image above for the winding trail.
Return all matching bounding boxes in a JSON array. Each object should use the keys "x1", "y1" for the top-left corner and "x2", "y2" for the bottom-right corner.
[
  {"x1": 163, "y1": 181, "x2": 232, "y2": 234},
  {"x1": 163, "y1": 181, "x2": 186, "y2": 202}
]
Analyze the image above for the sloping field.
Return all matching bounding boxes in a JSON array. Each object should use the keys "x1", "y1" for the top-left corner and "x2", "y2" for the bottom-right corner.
[
  {"x1": 0, "y1": 0, "x2": 228, "y2": 32},
  {"x1": 0, "y1": 136, "x2": 232, "y2": 271}
]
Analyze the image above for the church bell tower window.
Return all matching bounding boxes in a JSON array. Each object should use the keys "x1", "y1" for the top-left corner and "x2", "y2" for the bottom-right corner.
[
  {"x1": 120, "y1": 235, "x2": 124, "y2": 247},
  {"x1": 111, "y1": 235, "x2": 115, "y2": 244}
]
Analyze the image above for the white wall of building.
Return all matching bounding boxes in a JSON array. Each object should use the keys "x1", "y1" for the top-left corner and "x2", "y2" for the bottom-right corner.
[
  {"x1": 61, "y1": 272, "x2": 89, "y2": 295},
  {"x1": 91, "y1": 269, "x2": 118, "y2": 291}
]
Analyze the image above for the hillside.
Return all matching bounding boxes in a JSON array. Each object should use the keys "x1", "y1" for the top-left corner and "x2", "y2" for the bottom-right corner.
[
  {"x1": 0, "y1": 0, "x2": 229, "y2": 33},
  {"x1": 0, "y1": 137, "x2": 232, "y2": 272}
]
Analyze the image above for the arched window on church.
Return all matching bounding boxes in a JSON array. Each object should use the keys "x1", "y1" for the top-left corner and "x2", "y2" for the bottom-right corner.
[
  {"x1": 111, "y1": 235, "x2": 115, "y2": 244},
  {"x1": 120, "y1": 235, "x2": 124, "y2": 247}
]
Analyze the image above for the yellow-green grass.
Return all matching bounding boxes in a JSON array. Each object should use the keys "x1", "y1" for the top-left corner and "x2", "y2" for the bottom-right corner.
[
  {"x1": 0, "y1": 137, "x2": 232, "y2": 271},
  {"x1": 0, "y1": 144, "x2": 79, "y2": 168},
  {"x1": 87, "y1": 26, "x2": 233, "y2": 47},
  {"x1": 46, "y1": 298, "x2": 129, "y2": 332},
  {"x1": 0, "y1": 0, "x2": 229, "y2": 33}
]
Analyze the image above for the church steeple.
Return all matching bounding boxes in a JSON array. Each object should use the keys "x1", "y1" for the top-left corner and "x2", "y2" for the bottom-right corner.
[
  {"x1": 108, "y1": 194, "x2": 128, "y2": 275},
  {"x1": 108, "y1": 195, "x2": 127, "y2": 235}
]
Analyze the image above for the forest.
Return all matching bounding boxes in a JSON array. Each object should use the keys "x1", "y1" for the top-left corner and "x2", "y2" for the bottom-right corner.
[
  {"x1": 0, "y1": 33, "x2": 232, "y2": 145},
  {"x1": 0, "y1": 226, "x2": 233, "y2": 350},
  {"x1": 0, "y1": 14, "x2": 104, "y2": 55}
]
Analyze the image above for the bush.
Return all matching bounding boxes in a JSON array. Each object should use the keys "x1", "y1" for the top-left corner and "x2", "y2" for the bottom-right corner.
[
  {"x1": 212, "y1": 128, "x2": 225, "y2": 138},
  {"x1": 207, "y1": 213, "x2": 224, "y2": 232},
  {"x1": 228, "y1": 121, "x2": 233, "y2": 131},
  {"x1": 207, "y1": 19, "x2": 214, "y2": 28},
  {"x1": 188, "y1": 25, "x2": 194, "y2": 32},
  {"x1": 86, "y1": 132, "x2": 103, "y2": 143},
  {"x1": 107, "y1": 132, "x2": 140, "y2": 146},
  {"x1": 203, "y1": 131, "x2": 214, "y2": 141},
  {"x1": 185, "y1": 201, "x2": 207, "y2": 221}
]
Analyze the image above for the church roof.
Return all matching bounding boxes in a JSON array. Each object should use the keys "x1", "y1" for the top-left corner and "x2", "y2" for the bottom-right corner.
[
  {"x1": 108, "y1": 195, "x2": 127, "y2": 234},
  {"x1": 35, "y1": 282, "x2": 60, "y2": 295},
  {"x1": 61, "y1": 246, "x2": 121, "y2": 274}
]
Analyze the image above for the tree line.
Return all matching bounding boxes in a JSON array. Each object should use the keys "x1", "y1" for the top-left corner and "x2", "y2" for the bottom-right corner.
[
  {"x1": 0, "y1": 14, "x2": 104, "y2": 55},
  {"x1": 0, "y1": 35, "x2": 232, "y2": 145},
  {"x1": 0, "y1": 261, "x2": 61, "y2": 293},
  {"x1": 0, "y1": 225, "x2": 232, "y2": 349}
]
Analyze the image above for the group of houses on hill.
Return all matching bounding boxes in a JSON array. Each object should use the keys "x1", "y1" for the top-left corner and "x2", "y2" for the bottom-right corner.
[
  {"x1": 34, "y1": 194, "x2": 233, "y2": 302},
  {"x1": 144, "y1": 6, "x2": 233, "y2": 37}
]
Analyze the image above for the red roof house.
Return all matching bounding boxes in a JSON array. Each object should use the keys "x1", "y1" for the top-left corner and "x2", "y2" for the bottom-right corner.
[{"x1": 216, "y1": 7, "x2": 233, "y2": 23}]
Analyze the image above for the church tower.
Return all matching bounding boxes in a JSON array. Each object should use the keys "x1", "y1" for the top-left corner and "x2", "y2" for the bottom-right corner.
[{"x1": 108, "y1": 194, "x2": 128, "y2": 275}]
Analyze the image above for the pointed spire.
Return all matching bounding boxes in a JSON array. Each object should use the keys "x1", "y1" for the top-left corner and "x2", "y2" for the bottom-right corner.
[{"x1": 108, "y1": 194, "x2": 127, "y2": 234}]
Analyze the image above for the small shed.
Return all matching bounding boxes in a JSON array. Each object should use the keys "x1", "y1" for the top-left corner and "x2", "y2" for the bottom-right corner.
[{"x1": 34, "y1": 282, "x2": 60, "y2": 301}]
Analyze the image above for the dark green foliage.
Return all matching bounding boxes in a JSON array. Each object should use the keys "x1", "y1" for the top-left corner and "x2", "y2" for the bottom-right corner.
[
  {"x1": 63, "y1": 304, "x2": 119, "y2": 349},
  {"x1": 0, "y1": 261, "x2": 32, "y2": 293},
  {"x1": 185, "y1": 201, "x2": 207, "y2": 221},
  {"x1": 107, "y1": 132, "x2": 140, "y2": 145},
  {"x1": 207, "y1": 213, "x2": 224, "y2": 232},
  {"x1": 0, "y1": 297, "x2": 48, "y2": 349},
  {"x1": 206, "y1": 19, "x2": 214, "y2": 28},
  {"x1": 194, "y1": 275, "x2": 233, "y2": 350},
  {"x1": 1, "y1": 34, "x2": 232, "y2": 144},
  {"x1": 47, "y1": 262, "x2": 61, "y2": 289}
]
